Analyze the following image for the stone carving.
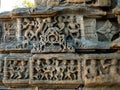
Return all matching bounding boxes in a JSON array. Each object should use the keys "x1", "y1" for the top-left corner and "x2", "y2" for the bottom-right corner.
[
  {"x1": 30, "y1": 54, "x2": 82, "y2": 88},
  {"x1": 34, "y1": 0, "x2": 60, "y2": 8},
  {"x1": 97, "y1": 20, "x2": 118, "y2": 41},
  {"x1": 18, "y1": 16, "x2": 84, "y2": 52},
  {"x1": 84, "y1": 19, "x2": 98, "y2": 41},
  {"x1": 4, "y1": 21, "x2": 17, "y2": 42},
  {"x1": 0, "y1": 0, "x2": 120, "y2": 89},
  {"x1": 84, "y1": 54, "x2": 120, "y2": 87},
  {"x1": 3, "y1": 54, "x2": 31, "y2": 87},
  {"x1": 34, "y1": 0, "x2": 111, "y2": 7},
  {"x1": 32, "y1": 58, "x2": 78, "y2": 80},
  {"x1": 5, "y1": 60, "x2": 29, "y2": 79}
]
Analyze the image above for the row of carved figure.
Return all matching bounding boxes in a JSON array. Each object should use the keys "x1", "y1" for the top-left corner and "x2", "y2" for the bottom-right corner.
[
  {"x1": 33, "y1": 59, "x2": 78, "y2": 80},
  {"x1": 1, "y1": 16, "x2": 120, "y2": 51},
  {"x1": 0, "y1": 56, "x2": 120, "y2": 82}
]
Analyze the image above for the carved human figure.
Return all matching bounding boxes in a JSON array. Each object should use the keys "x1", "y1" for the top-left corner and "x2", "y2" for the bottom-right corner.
[
  {"x1": 54, "y1": 60, "x2": 63, "y2": 80},
  {"x1": 61, "y1": 60, "x2": 67, "y2": 80},
  {"x1": 100, "y1": 59, "x2": 111, "y2": 76},
  {"x1": 65, "y1": 66, "x2": 72, "y2": 80},
  {"x1": 56, "y1": 16, "x2": 65, "y2": 33},
  {"x1": 67, "y1": 16, "x2": 80, "y2": 39},
  {"x1": 9, "y1": 61, "x2": 17, "y2": 79},
  {"x1": 85, "y1": 59, "x2": 98, "y2": 80},
  {"x1": 42, "y1": 18, "x2": 52, "y2": 36},
  {"x1": 42, "y1": 60, "x2": 54, "y2": 80},
  {"x1": 69, "y1": 60, "x2": 77, "y2": 80},
  {"x1": 110, "y1": 59, "x2": 119, "y2": 78},
  {"x1": 17, "y1": 61, "x2": 28, "y2": 79},
  {"x1": 62, "y1": 60, "x2": 72, "y2": 80},
  {"x1": 34, "y1": 59, "x2": 43, "y2": 79}
]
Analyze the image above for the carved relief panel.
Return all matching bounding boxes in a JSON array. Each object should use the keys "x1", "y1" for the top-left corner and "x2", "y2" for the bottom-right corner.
[
  {"x1": 4, "y1": 20, "x2": 17, "y2": 42},
  {"x1": 30, "y1": 54, "x2": 82, "y2": 89},
  {"x1": 84, "y1": 54, "x2": 120, "y2": 87},
  {"x1": 3, "y1": 54, "x2": 31, "y2": 87},
  {"x1": 18, "y1": 15, "x2": 84, "y2": 52},
  {"x1": 97, "y1": 20, "x2": 119, "y2": 42}
]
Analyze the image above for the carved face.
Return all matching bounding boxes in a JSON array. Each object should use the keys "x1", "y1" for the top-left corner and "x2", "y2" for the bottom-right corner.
[
  {"x1": 71, "y1": 60, "x2": 75, "y2": 65},
  {"x1": 69, "y1": 16, "x2": 74, "y2": 22},
  {"x1": 37, "y1": 59, "x2": 41, "y2": 65},
  {"x1": 36, "y1": 18, "x2": 42, "y2": 22}
]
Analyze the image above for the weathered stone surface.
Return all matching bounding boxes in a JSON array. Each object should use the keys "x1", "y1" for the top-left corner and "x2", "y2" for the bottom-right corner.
[
  {"x1": 84, "y1": 54, "x2": 120, "y2": 87},
  {"x1": 30, "y1": 54, "x2": 82, "y2": 89},
  {"x1": 0, "y1": 0, "x2": 120, "y2": 89}
]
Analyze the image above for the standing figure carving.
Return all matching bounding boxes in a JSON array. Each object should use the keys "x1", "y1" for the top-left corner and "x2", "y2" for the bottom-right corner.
[{"x1": 67, "y1": 16, "x2": 80, "y2": 39}]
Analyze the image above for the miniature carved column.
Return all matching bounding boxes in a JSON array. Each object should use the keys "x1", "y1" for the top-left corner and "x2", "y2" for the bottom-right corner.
[
  {"x1": 17, "y1": 18, "x2": 22, "y2": 40},
  {"x1": 78, "y1": 16, "x2": 85, "y2": 39}
]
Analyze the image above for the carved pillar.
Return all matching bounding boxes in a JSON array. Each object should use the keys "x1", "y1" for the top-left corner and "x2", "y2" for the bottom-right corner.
[
  {"x1": 17, "y1": 18, "x2": 22, "y2": 40},
  {"x1": 79, "y1": 16, "x2": 85, "y2": 39}
]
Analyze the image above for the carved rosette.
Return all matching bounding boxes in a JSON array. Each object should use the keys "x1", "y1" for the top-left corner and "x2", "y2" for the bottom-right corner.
[{"x1": 30, "y1": 54, "x2": 82, "y2": 89}]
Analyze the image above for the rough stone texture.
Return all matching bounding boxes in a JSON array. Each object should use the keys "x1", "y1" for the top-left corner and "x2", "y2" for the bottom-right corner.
[{"x1": 0, "y1": 0, "x2": 120, "y2": 90}]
